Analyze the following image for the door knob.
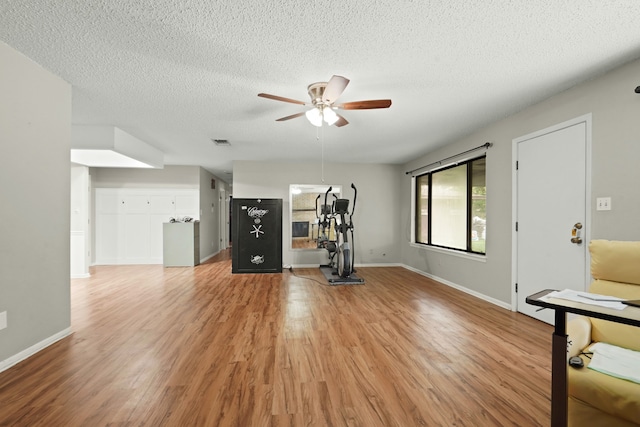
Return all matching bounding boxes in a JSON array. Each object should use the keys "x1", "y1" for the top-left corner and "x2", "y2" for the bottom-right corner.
[{"x1": 571, "y1": 222, "x2": 583, "y2": 244}]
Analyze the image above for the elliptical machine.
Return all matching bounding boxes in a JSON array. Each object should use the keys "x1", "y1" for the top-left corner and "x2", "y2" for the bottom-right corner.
[
  {"x1": 321, "y1": 183, "x2": 358, "y2": 278},
  {"x1": 315, "y1": 190, "x2": 337, "y2": 250}
]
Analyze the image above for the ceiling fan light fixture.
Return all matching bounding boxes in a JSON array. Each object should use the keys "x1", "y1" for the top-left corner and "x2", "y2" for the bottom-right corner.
[
  {"x1": 259, "y1": 75, "x2": 391, "y2": 128},
  {"x1": 323, "y1": 107, "x2": 338, "y2": 126},
  {"x1": 305, "y1": 107, "x2": 323, "y2": 127}
]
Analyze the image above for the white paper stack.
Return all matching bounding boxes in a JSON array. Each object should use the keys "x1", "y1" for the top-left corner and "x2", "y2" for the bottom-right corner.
[{"x1": 543, "y1": 289, "x2": 627, "y2": 310}]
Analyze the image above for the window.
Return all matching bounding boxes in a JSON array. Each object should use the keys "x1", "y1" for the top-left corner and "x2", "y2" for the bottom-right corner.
[{"x1": 415, "y1": 156, "x2": 486, "y2": 254}]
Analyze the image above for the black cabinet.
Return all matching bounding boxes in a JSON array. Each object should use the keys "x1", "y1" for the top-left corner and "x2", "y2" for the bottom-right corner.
[{"x1": 232, "y1": 198, "x2": 282, "y2": 273}]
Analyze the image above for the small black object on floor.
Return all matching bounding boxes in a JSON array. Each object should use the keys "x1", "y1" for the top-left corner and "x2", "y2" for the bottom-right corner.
[
  {"x1": 568, "y1": 356, "x2": 584, "y2": 368},
  {"x1": 319, "y1": 265, "x2": 365, "y2": 285}
]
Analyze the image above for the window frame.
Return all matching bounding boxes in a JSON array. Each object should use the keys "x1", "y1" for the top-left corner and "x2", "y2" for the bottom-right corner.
[{"x1": 414, "y1": 155, "x2": 486, "y2": 255}]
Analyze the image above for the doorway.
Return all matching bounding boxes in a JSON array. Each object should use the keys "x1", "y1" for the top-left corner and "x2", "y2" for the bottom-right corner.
[
  {"x1": 219, "y1": 189, "x2": 227, "y2": 252},
  {"x1": 512, "y1": 114, "x2": 592, "y2": 324}
]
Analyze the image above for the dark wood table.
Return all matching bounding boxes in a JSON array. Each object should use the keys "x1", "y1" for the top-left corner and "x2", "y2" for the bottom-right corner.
[{"x1": 526, "y1": 289, "x2": 640, "y2": 427}]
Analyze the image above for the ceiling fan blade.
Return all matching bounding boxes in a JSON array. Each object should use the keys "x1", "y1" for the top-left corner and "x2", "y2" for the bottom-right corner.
[
  {"x1": 334, "y1": 114, "x2": 349, "y2": 127},
  {"x1": 322, "y1": 75, "x2": 350, "y2": 103},
  {"x1": 335, "y1": 99, "x2": 392, "y2": 110},
  {"x1": 258, "y1": 93, "x2": 307, "y2": 105},
  {"x1": 276, "y1": 112, "x2": 306, "y2": 122}
]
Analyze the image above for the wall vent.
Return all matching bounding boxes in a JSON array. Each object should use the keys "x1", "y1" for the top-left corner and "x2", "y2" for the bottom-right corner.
[{"x1": 212, "y1": 139, "x2": 231, "y2": 146}]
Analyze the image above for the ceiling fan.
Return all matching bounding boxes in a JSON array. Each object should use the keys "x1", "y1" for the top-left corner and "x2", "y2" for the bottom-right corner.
[{"x1": 258, "y1": 75, "x2": 392, "y2": 127}]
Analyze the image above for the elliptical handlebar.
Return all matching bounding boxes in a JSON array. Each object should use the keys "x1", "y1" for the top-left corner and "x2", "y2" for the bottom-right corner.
[
  {"x1": 349, "y1": 183, "x2": 357, "y2": 227},
  {"x1": 315, "y1": 194, "x2": 321, "y2": 220},
  {"x1": 323, "y1": 186, "x2": 332, "y2": 225}
]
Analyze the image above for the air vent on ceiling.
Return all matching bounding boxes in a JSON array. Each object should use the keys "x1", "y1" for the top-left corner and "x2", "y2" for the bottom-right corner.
[{"x1": 212, "y1": 139, "x2": 231, "y2": 146}]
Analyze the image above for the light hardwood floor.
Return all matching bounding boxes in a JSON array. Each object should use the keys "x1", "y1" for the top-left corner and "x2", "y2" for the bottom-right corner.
[{"x1": 0, "y1": 250, "x2": 553, "y2": 426}]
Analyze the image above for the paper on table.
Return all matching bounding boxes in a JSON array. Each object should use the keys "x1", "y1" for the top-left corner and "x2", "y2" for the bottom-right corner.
[
  {"x1": 588, "y1": 342, "x2": 640, "y2": 384},
  {"x1": 543, "y1": 289, "x2": 627, "y2": 310}
]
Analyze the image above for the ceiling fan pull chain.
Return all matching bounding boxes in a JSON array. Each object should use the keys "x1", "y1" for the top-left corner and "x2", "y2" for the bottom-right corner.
[{"x1": 320, "y1": 126, "x2": 325, "y2": 183}]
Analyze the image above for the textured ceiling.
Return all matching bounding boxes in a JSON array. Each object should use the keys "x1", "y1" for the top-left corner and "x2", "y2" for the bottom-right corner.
[{"x1": 2, "y1": 1, "x2": 640, "y2": 181}]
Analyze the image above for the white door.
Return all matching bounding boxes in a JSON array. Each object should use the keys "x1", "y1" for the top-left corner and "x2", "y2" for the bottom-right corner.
[
  {"x1": 95, "y1": 190, "x2": 123, "y2": 264},
  {"x1": 514, "y1": 116, "x2": 590, "y2": 324},
  {"x1": 219, "y1": 189, "x2": 227, "y2": 251}
]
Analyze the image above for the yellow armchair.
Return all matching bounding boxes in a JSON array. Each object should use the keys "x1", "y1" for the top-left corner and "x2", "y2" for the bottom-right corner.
[{"x1": 566, "y1": 240, "x2": 640, "y2": 426}]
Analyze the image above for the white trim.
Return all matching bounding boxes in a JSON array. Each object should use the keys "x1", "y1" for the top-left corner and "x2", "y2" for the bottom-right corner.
[
  {"x1": 200, "y1": 250, "x2": 220, "y2": 264},
  {"x1": 410, "y1": 176, "x2": 416, "y2": 243},
  {"x1": 292, "y1": 264, "x2": 327, "y2": 269},
  {"x1": 409, "y1": 242, "x2": 487, "y2": 263},
  {"x1": 511, "y1": 113, "x2": 593, "y2": 311},
  {"x1": 0, "y1": 328, "x2": 72, "y2": 374},
  {"x1": 292, "y1": 262, "x2": 404, "y2": 269},
  {"x1": 95, "y1": 258, "x2": 163, "y2": 265},
  {"x1": 356, "y1": 263, "x2": 403, "y2": 268},
  {"x1": 511, "y1": 132, "x2": 518, "y2": 311},
  {"x1": 71, "y1": 273, "x2": 91, "y2": 279},
  {"x1": 402, "y1": 264, "x2": 511, "y2": 310}
]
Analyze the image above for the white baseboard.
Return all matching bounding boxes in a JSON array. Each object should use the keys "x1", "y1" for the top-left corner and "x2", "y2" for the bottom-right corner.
[
  {"x1": 71, "y1": 273, "x2": 90, "y2": 279},
  {"x1": 401, "y1": 264, "x2": 511, "y2": 310},
  {"x1": 290, "y1": 264, "x2": 321, "y2": 269},
  {"x1": 291, "y1": 262, "x2": 403, "y2": 269},
  {"x1": 200, "y1": 249, "x2": 220, "y2": 264},
  {"x1": 0, "y1": 327, "x2": 72, "y2": 374},
  {"x1": 94, "y1": 258, "x2": 163, "y2": 265},
  {"x1": 356, "y1": 262, "x2": 404, "y2": 268}
]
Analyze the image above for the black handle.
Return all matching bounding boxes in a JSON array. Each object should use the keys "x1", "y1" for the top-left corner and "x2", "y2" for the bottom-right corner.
[
  {"x1": 315, "y1": 194, "x2": 321, "y2": 219},
  {"x1": 350, "y1": 183, "x2": 357, "y2": 225},
  {"x1": 323, "y1": 186, "x2": 332, "y2": 224}
]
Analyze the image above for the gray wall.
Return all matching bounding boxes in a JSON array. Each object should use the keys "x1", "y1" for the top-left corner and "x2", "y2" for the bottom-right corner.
[
  {"x1": 233, "y1": 160, "x2": 402, "y2": 267},
  {"x1": 91, "y1": 165, "x2": 200, "y2": 188},
  {"x1": 401, "y1": 57, "x2": 640, "y2": 305},
  {"x1": 0, "y1": 41, "x2": 72, "y2": 364}
]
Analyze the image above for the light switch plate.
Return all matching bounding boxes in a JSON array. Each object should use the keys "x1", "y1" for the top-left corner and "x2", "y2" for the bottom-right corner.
[
  {"x1": 596, "y1": 197, "x2": 611, "y2": 211},
  {"x1": 0, "y1": 311, "x2": 7, "y2": 330}
]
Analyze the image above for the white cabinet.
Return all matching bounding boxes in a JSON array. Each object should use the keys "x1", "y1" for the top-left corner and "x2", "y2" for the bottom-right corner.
[
  {"x1": 149, "y1": 195, "x2": 175, "y2": 213},
  {"x1": 95, "y1": 188, "x2": 199, "y2": 265},
  {"x1": 163, "y1": 222, "x2": 200, "y2": 267}
]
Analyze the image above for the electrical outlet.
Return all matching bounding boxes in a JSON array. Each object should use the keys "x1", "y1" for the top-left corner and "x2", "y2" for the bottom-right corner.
[
  {"x1": 0, "y1": 311, "x2": 7, "y2": 331},
  {"x1": 596, "y1": 197, "x2": 612, "y2": 211}
]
